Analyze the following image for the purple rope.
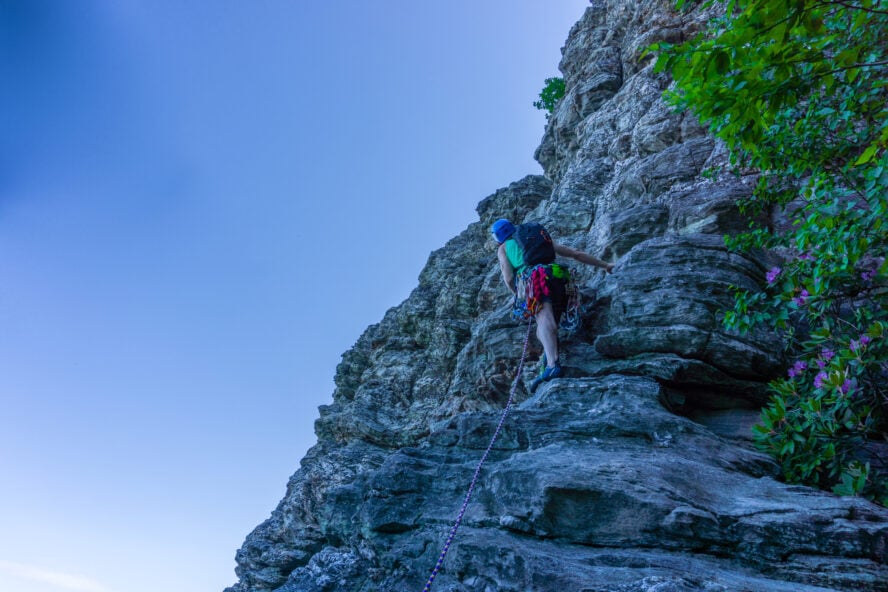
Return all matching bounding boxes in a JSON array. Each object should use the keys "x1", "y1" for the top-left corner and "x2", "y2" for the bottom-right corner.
[{"x1": 421, "y1": 320, "x2": 535, "y2": 592}]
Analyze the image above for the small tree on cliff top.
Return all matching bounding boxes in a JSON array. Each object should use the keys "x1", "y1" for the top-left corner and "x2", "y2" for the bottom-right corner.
[
  {"x1": 533, "y1": 77, "x2": 565, "y2": 115},
  {"x1": 651, "y1": 0, "x2": 888, "y2": 504}
]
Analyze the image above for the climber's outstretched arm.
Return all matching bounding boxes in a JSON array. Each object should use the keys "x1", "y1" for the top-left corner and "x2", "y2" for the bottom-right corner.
[{"x1": 554, "y1": 242, "x2": 614, "y2": 273}]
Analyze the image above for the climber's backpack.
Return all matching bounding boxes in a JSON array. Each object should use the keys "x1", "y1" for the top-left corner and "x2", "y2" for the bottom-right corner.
[{"x1": 513, "y1": 222, "x2": 556, "y2": 268}]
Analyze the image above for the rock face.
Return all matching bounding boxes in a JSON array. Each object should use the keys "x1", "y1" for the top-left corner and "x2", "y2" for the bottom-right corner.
[{"x1": 226, "y1": 2, "x2": 888, "y2": 591}]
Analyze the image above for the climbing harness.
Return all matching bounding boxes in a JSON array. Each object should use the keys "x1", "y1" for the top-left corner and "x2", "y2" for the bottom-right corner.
[
  {"x1": 511, "y1": 263, "x2": 581, "y2": 336},
  {"x1": 421, "y1": 319, "x2": 535, "y2": 592}
]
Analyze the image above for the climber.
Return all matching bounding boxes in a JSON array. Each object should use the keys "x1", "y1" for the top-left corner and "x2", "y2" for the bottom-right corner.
[{"x1": 491, "y1": 218, "x2": 614, "y2": 389}]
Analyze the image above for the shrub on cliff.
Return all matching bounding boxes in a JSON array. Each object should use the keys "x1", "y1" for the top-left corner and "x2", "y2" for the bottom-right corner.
[
  {"x1": 650, "y1": 0, "x2": 888, "y2": 504},
  {"x1": 533, "y1": 76, "x2": 565, "y2": 115}
]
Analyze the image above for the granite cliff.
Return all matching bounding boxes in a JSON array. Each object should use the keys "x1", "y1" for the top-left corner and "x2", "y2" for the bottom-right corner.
[{"x1": 226, "y1": 2, "x2": 888, "y2": 591}]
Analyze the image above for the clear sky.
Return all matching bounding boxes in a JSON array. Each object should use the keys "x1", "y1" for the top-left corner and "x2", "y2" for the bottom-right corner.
[{"x1": 0, "y1": 2, "x2": 590, "y2": 591}]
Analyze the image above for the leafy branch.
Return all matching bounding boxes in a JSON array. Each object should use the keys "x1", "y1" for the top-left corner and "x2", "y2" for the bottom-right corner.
[{"x1": 654, "y1": 0, "x2": 888, "y2": 504}]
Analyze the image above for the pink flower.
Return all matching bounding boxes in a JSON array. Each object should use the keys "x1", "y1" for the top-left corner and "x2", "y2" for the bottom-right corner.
[
  {"x1": 765, "y1": 267, "x2": 781, "y2": 284},
  {"x1": 849, "y1": 336, "x2": 869, "y2": 353},
  {"x1": 815, "y1": 349, "x2": 834, "y2": 369},
  {"x1": 814, "y1": 371, "x2": 828, "y2": 389},
  {"x1": 788, "y1": 360, "x2": 808, "y2": 378},
  {"x1": 841, "y1": 379, "x2": 852, "y2": 394},
  {"x1": 793, "y1": 289, "x2": 810, "y2": 306}
]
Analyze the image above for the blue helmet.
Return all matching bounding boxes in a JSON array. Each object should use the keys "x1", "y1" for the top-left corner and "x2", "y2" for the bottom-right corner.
[{"x1": 490, "y1": 219, "x2": 516, "y2": 243}]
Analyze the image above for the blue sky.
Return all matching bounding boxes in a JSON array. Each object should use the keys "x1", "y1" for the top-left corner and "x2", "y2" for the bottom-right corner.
[{"x1": 0, "y1": 2, "x2": 590, "y2": 591}]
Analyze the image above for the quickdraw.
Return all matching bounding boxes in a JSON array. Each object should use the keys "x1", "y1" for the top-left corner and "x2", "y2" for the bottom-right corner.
[{"x1": 559, "y1": 273, "x2": 581, "y2": 335}]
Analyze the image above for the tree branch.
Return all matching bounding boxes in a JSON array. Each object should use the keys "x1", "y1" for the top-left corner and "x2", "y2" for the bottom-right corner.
[
  {"x1": 824, "y1": 0, "x2": 888, "y2": 15},
  {"x1": 822, "y1": 59, "x2": 888, "y2": 76}
]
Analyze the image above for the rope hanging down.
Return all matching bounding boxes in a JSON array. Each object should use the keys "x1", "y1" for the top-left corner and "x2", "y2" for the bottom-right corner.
[{"x1": 421, "y1": 319, "x2": 535, "y2": 592}]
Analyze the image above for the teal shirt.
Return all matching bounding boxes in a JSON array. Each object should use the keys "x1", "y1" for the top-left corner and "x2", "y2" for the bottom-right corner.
[{"x1": 504, "y1": 238, "x2": 527, "y2": 274}]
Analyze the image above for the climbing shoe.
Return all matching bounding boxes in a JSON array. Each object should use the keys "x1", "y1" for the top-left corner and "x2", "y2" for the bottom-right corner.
[
  {"x1": 530, "y1": 361, "x2": 561, "y2": 391},
  {"x1": 537, "y1": 353, "x2": 547, "y2": 376}
]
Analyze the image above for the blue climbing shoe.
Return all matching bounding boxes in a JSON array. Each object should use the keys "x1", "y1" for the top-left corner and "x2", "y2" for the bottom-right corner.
[{"x1": 531, "y1": 361, "x2": 561, "y2": 391}]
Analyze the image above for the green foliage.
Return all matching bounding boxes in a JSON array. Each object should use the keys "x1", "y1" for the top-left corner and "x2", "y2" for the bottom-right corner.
[
  {"x1": 654, "y1": 0, "x2": 888, "y2": 504},
  {"x1": 533, "y1": 77, "x2": 565, "y2": 114}
]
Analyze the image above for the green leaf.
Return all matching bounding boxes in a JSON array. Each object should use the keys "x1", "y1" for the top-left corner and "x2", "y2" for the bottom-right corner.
[
  {"x1": 714, "y1": 50, "x2": 730, "y2": 74},
  {"x1": 855, "y1": 144, "x2": 880, "y2": 166}
]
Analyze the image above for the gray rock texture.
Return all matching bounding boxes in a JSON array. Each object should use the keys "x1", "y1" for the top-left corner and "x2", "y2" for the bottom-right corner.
[{"x1": 226, "y1": 2, "x2": 888, "y2": 591}]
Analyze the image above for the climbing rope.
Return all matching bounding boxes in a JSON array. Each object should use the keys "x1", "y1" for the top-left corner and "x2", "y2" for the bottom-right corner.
[{"x1": 421, "y1": 319, "x2": 535, "y2": 592}]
